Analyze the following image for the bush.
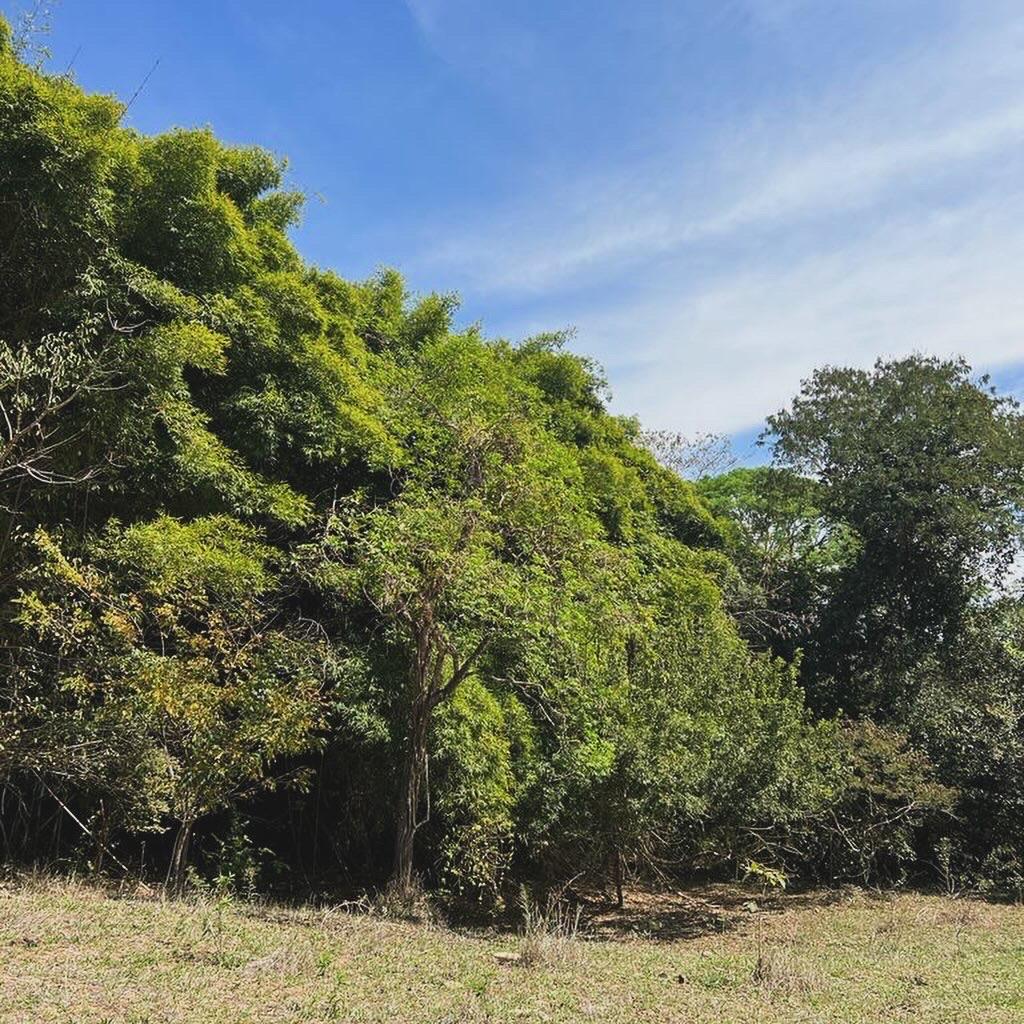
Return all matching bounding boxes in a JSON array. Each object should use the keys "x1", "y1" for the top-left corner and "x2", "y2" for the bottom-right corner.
[{"x1": 761, "y1": 722, "x2": 954, "y2": 884}]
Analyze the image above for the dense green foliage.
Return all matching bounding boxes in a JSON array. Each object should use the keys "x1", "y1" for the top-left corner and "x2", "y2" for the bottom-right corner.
[
  {"x1": 766, "y1": 357, "x2": 1024, "y2": 719},
  {"x1": 701, "y1": 359, "x2": 1024, "y2": 890},
  {"x1": 2, "y1": 28, "x2": 1022, "y2": 904}
]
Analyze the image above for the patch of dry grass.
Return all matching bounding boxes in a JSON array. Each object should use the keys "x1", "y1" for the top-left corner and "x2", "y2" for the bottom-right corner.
[
  {"x1": 1, "y1": 877, "x2": 1023, "y2": 1023},
  {"x1": 515, "y1": 887, "x2": 584, "y2": 967}
]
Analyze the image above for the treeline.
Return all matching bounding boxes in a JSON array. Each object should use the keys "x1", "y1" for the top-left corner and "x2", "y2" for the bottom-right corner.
[{"x1": 1, "y1": 22, "x2": 1023, "y2": 906}]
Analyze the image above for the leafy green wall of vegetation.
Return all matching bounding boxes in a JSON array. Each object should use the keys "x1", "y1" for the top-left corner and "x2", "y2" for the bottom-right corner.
[{"x1": 2, "y1": 21, "x2": 1023, "y2": 904}]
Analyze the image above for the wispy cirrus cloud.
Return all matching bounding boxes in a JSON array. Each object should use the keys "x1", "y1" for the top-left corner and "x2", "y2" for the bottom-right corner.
[
  {"x1": 416, "y1": 7, "x2": 1024, "y2": 291},
  {"x1": 401, "y1": 1, "x2": 1024, "y2": 436},
  {"x1": 578, "y1": 196, "x2": 1024, "y2": 434}
]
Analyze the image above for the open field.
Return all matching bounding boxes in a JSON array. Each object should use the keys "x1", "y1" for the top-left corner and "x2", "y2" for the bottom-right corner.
[{"x1": 2, "y1": 880, "x2": 1024, "y2": 1023}]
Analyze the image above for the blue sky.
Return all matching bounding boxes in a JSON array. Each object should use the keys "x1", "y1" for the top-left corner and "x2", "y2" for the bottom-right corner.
[{"x1": 13, "y1": 0, "x2": 1024, "y2": 448}]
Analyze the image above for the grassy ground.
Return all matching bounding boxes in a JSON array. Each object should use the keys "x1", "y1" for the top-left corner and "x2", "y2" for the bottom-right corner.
[{"x1": 2, "y1": 878, "x2": 1023, "y2": 1023}]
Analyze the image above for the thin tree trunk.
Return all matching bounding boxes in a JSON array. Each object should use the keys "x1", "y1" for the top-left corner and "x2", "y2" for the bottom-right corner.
[
  {"x1": 94, "y1": 799, "x2": 107, "y2": 873},
  {"x1": 167, "y1": 819, "x2": 194, "y2": 895},
  {"x1": 391, "y1": 692, "x2": 430, "y2": 895},
  {"x1": 613, "y1": 846, "x2": 624, "y2": 910}
]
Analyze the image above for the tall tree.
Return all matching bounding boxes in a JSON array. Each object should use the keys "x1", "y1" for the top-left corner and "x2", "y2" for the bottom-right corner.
[
  {"x1": 766, "y1": 356, "x2": 1024, "y2": 718},
  {"x1": 307, "y1": 331, "x2": 608, "y2": 896}
]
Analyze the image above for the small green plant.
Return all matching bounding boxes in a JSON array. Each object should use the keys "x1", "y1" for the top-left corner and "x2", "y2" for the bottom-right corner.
[
  {"x1": 935, "y1": 837, "x2": 963, "y2": 897},
  {"x1": 743, "y1": 859, "x2": 787, "y2": 898},
  {"x1": 210, "y1": 817, "x2": 272, "y2": 899},
  {"x1": 199, "y1": 890, "x2": 234, "y2": 937},
  {"x1": 742, "y1": 859, "x2": 797, "y2": 993}
]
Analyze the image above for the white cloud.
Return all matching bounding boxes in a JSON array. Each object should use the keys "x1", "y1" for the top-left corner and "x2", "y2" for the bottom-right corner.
[
  {"x1": 585, "y1": 196, "x2": 1024, "y2": 434},
  {"x1": 419, "y1": 8, "x2": 1024, "y2": 295},
  {"x1": 426, "y1": 94, "x2": 1024, "y2": 298},
  {"x1": 403, "y1": 2, "x2": 1024, "y2": 437}
]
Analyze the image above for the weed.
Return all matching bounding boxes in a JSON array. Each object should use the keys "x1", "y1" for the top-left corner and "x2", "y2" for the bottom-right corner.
[
  {"x1": 750, "y1": 943, "x2": 818, "y2": 996},
  {"x1": 374, "y1": 875, "x2": 440, "y2": 925},
  {"x1": 516, "y1": 885, "x2": 583, "y2": 967},
  {"x1": 947, "y1": 899, "x2": 979, "y2": 957}
]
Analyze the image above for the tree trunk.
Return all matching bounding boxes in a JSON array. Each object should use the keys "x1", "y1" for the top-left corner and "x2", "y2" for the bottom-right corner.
[
  {"x1": 612, "y1": 846, "x2": 624, "y2": 910},
  {"x1": 391, "y1": 692, "x2": 431, "y2": 895},
  {"x1": 389, "y1": 628, "x2": 485, "y2": 897},
  {"x1": 94, "y1": 799, "x2": 107, "y2": 873},
  {"x1": 167, "y1": 819, "x2": 194, "y2": 895}
]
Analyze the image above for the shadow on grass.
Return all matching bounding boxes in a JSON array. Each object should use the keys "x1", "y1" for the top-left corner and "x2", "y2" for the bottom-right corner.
[{"x1": 570, "y1": 884, "x2": 870, "y2": 943}]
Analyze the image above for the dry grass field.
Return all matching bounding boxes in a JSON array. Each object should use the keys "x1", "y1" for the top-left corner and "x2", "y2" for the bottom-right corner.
[{"x1": 2, "y1": 878, "x2": 1023, "y2": 1023}]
